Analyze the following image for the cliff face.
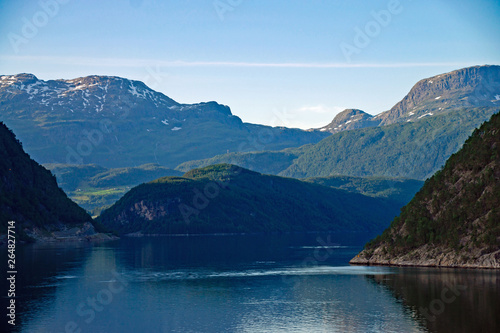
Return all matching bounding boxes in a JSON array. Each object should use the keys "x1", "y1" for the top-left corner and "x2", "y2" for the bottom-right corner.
[
  {"x1": 314, "y1": 65, "x2": 500, "y2": 133},
  {"x1": 350, "y1": 111, "x2": 500, "y2": 268},
  {"x1": 377, "y1": 65, "x2": 500, "y2": 125}
]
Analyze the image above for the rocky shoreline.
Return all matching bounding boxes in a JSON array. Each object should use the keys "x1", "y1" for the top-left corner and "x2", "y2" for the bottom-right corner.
[
  {"x1": 0, "y1": 222, "x2": 118, "y2": 245},
  {"x1": 350, "y1": 244, "x2": 500, "y2": 269}
]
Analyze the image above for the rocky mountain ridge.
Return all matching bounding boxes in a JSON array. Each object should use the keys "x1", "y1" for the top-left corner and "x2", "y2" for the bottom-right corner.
[
  {"x1": 179, "y1": 66, "x2": 500, "y2": 180},
  {"x1": 0, "y1": 74, "x2": 328, "y2": 168},
  {"x1": 317, "y1": 65, "x2": 500, "y2": 134},
  {"x1": 0, "y1": 73, "x2": 178, "y2": 115},
  {"x1": 377, "y1": 64, "x2": 500, "y2": 126}
]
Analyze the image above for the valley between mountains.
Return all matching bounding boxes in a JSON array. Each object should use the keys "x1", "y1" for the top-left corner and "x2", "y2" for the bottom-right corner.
[{"x1": 0, "y1": 65, "x2": 499, "y2": 268}]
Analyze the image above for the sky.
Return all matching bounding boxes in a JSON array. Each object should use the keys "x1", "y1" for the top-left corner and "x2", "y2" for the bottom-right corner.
[{"x1": 0, "y1": 0, "x2": 499, "y2": 129}]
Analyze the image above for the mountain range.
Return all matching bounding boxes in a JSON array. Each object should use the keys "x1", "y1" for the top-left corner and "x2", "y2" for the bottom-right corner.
[
  {"x1": 317, "y1": 65, "x2": 500, "y2": 133},
  {"x1": 0, "y1": 74, "x2": 328, "y2": 168},
  {"x1": 1, "y1": 65, "x2": 499, "y2": 246},
  {"x1": 178, "y1": 65, "x2": 500, "y2": 180}
]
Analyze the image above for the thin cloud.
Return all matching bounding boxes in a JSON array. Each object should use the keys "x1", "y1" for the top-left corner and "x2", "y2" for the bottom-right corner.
[{"x1": 0, "y1": 55, "x2": 474, "y2": 69}]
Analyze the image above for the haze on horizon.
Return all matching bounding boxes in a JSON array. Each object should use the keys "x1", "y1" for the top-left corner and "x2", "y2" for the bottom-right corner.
[{"x1": 0, "y1": 0, "x2": 499, "y2": 129}]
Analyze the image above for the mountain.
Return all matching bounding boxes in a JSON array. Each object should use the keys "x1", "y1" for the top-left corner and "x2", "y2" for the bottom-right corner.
[
  {"x1": 0, "y1": 74, "x2": 329, "y2": 168},
  {"x1": 97, "y1": 164, "x2": 401, "y2": 235},
  {"x1": 315, "y1": 65, "x2": 500, "y2": 134},
  {"x1": 377, "y1": 64, "x2": 500, "y2": 126},
  {"x1": 317, "y1": 109, "x2": 379, "y2": 134},
  {"x1": 45, "y1": 163, "x2": 182, "y2": 214},
  {"x1": 350, "y1": 112, "x2": 500, "y2": 268},
  {"x1": 178, "y1": 66, "x2": 500, "y2": 180},
  {"x1": 0, "y1": 122, "x2": 110, "y2": 242}
]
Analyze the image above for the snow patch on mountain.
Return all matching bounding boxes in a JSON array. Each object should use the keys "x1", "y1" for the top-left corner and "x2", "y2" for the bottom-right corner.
[{"x1": 418, "y1": 112, "x2": 434, "y2": 119}]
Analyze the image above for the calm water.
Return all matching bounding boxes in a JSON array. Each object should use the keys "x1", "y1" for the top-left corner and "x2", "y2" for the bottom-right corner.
[{"x1": 1, "y1": 233, "x2": 499, "y2": 333}]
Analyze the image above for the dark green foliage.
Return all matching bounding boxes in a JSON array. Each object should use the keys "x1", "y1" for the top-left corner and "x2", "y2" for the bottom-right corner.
[
  {"x1": 97, "y1": 164, "x2": 401, "y2": 235},
  {"x1": 364, "y1": 111, "x2": 500, "y2": 254},
  {"x1": 0, "y1": 122, "x2": 93, "y2": 240}
]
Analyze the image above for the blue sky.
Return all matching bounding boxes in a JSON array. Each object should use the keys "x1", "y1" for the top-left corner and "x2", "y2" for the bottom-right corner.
[{"x1": 0, "y1": 0, "x2": 499, "y2": 128}]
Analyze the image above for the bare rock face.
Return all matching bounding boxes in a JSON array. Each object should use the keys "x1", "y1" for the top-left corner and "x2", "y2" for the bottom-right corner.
[
  {"x1": 23, "y1": 222, "x2": 116, "y2": 243},
  {"x1": 351, "y1": 111, "x2": 500, "y2": 269},
  {"x1": 376, "y1": 65, "x2": 500, "y2": 126},
  {"x1": 315, "y1": 65, "x2": 500, "y2": 134},
  {"x1": 351, "y1": 244, "x2": 500, "y2": 269}
]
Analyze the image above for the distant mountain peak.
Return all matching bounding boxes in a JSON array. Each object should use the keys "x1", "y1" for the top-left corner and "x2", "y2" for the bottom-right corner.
[
  {"x1": 0, "y1": 73, "x2": 179, "y2": 115},
  {"x1": 377, "y1": 64, "x2": 500, "y2": 125},
  {"x1": 318, "y1": 108, "x2": 379, "y2": 134},
  {"x1": 0, "y1": 73, "x2": 328, "y2": 167},
  {"x1": 315, "y1": 65, "x2": 500, "y2": 133}
]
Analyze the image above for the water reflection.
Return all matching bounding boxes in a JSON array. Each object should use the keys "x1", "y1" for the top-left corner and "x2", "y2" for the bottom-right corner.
[
  {"x1": 237, "y1": 274, "x2": 425, "y2": 333},
  {"x1": 2, "y1": 235, "x2": 498, "y2": 333},
  {"x1": 0, "y1": 242, "x2": 97, "y2": 332},
  {"x1": 367, "y1": 267, "x2": 500, "y2": 333}
]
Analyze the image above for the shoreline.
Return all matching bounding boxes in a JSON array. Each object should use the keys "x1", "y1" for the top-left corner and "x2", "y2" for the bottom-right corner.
[
  {"x1": 123, "y1": 229, "x2": 378, "y2": 238},
  {"x1": 349, "y1": 259, "x2": 500, "y2": 270},
  {"x1": 350, "y1": 245, "x2": 500, "y2": 270}
]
